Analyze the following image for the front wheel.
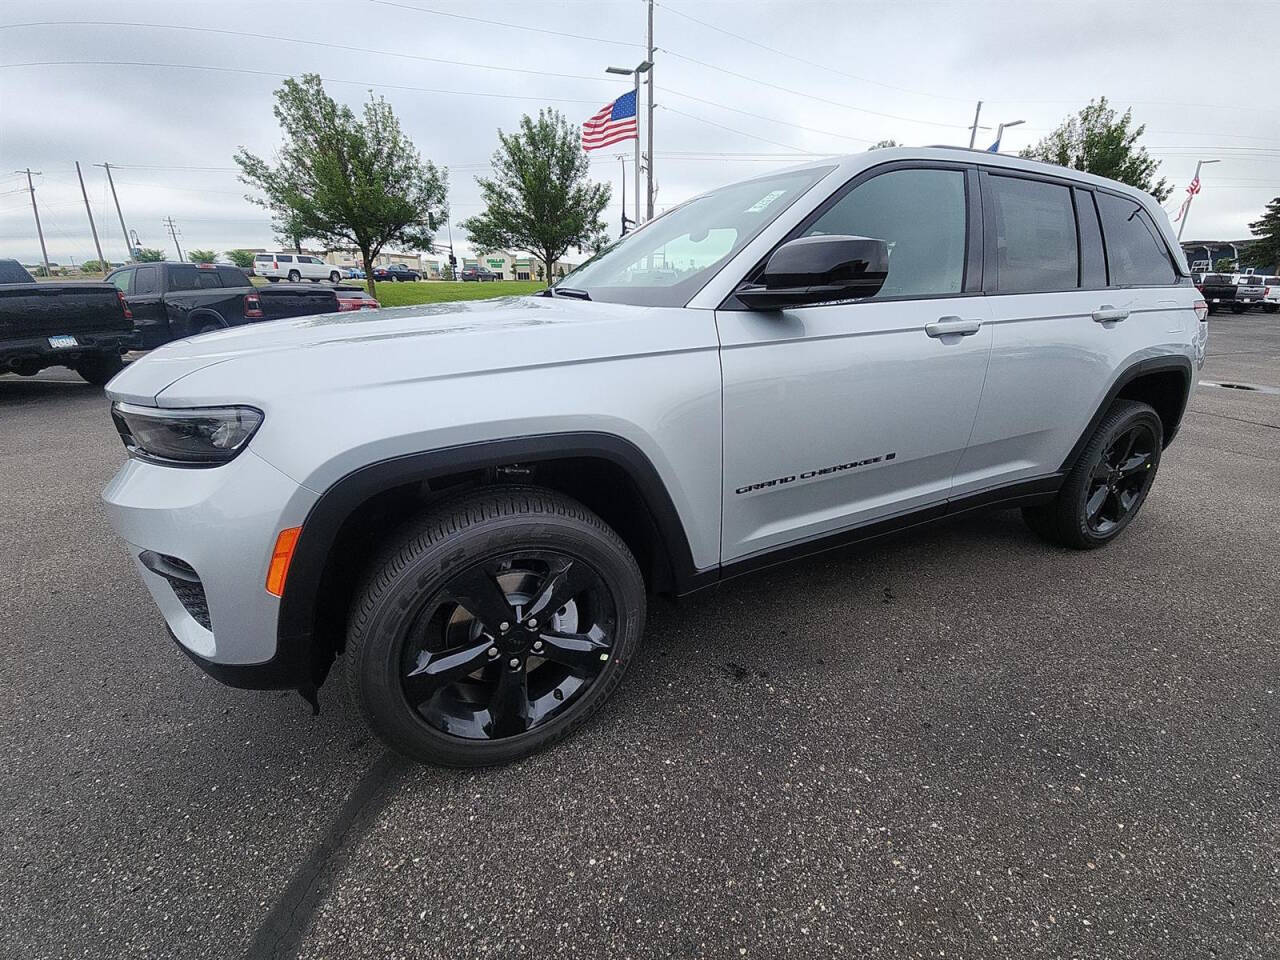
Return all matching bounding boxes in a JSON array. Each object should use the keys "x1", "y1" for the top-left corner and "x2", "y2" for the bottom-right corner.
[
  {"x1": 329, "y1": 271, "x2": 341, "y2": 283},
  {"x1": 74, "y1": 352, "x2": 124, "y2": 387},
  {"x1": 287, "y1": 270, "x2": 301, "y2": 282},
  {"x1": 1231, "y1": 304, "x2": 1247, "y2": 314},
  {"x1": 1023, "y1": 399, "x2": 1163, "y2": 549},
  {"x1": 345, "y1": 488, "x2": 646, "y2": 767}
]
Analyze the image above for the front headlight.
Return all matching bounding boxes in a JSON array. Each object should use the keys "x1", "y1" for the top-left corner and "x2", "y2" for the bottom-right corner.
[{"x1": 111, "y1": 402, "x2": 263, "y2": 466}]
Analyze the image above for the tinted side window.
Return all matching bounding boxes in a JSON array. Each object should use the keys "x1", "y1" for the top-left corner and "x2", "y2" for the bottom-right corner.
[
  {"x1": 1096, "y1": 193, "x2": 1177, "y2": 286},
  {"x1": 1076, "y1": 190, "x2": 1106, "y2": 288},
  {"x1": 134, "y1": 265, "x2": 159, "y2": 295},
  {"x1": 802, "y1": 167, "x2": 967, "y2": 298},
  {"x1": 988, "y1": 175, "x2": 1078, "y2": 293},
  {"x1": 217, "y1": 266, "x2": 248, "y2": 287},
  {"x1": 168, "y1": 265, "x2": 200, "y2": 291},
  {"x1": 277, "y1": 255, "x2": 294, "y2": 263},
  {"x1": 109, "y1": 269, "x2": 133, "y2": 294},
  {"x1": 195, "y1": 269, "x2": 221, "y2": 289}
]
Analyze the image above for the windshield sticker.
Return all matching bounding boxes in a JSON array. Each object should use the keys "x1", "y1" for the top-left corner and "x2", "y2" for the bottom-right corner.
[{"x1": 745, "y1": 190, "x2": 786, "y2": 214}]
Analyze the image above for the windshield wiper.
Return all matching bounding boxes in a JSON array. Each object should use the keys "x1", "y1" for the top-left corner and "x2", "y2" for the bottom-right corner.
[{"x1": 551, "y1": 287, "x2": 591, "y2": 300}]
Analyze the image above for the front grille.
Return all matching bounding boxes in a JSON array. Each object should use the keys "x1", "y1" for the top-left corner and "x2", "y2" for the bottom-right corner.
[{"x1": 139, "y1": 551, "x2": 212, "y2": 630}]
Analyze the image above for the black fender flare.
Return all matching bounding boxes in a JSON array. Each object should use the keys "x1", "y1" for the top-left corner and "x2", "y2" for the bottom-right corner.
[
  {"x1": 1058, "y1": 354, "x2": 1193, "y2": 473},
  {"x1": 269, "y1": 432, "x2": 703, "y2": 690},
  {"x1": 185, "y1": 308, "x2": 226, "y2": 336}
]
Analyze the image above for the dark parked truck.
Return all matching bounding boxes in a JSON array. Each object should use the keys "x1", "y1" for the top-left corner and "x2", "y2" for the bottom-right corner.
[
  {"x1": 0, "y1": 259, "x2": 134, "y2": 385},
  {"x1": 107, "y1": 261, "x2": 341, "y2": 349},
  {"x1": 1196, "y1": 273, "x2": 1266, "y2": 314}
]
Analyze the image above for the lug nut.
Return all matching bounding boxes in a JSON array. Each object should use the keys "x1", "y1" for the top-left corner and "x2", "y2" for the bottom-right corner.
[
  {"x1": 526, "y1": 618, "x2": 538, "y2": 630},
  {"x1": 508, "y1": 657, "x2": 521, "y2": 669},
  {"x1": 487, "y1": 646, "x2": 499, "y2": 658},
  {"x1": 499, "y1": 621, "x2": 510, "y2": 632},
  {"x1": 532, "y1": 640, "x2": 544, "y2": 652}
]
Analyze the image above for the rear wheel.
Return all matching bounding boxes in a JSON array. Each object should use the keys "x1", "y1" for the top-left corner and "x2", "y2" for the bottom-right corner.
[
  {"x1": 74, "y1": 352, "x2": 124, "y2": 387},
  {"x1": 1231, "y1": 304, "x2": 1247, "y2": 314},
  {"x1": 329, "y1": 271, "x2": 341, "y2": 283},
  {"x1": 345, "y1": 487, "x2": 646, "y2": 767},
  {"x1": 1022, "y1": 399, "x2": 1163, "y2": 549},
  {"x1": 1263, "y1": 304, "x2": 1278, "y2": 314}
]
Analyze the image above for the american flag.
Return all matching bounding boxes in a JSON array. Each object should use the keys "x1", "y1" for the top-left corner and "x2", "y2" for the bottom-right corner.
[
  {"x1": 1173, "y1": 175, "x2": 1202, "y2": 223},
  {"x1": 582, "y1": 90, "x2": 638, "y2": 151}
]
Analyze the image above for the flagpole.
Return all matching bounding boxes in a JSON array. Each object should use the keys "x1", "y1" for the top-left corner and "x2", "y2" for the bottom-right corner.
[
  {"x1": 633, "y1": 70, "x2": 641, "y2": 228},
  {"x1": 1177, "y1": 158, "x2": 1220, "y2": 242}
]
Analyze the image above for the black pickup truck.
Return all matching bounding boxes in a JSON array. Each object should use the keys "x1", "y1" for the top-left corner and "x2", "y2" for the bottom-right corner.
[
  {"x1": 0, "y1": 259, "x2": 134, "y2": 385},
  {"x1": 1196, "y1": 272, "x2": 1266, "y2": 314},
  {"x1": 107, "y1": 261, "x2": 341, "y2": 349}
]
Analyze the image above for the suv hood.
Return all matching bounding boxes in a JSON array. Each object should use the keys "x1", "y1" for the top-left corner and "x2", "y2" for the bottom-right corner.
[{"x1": 105, "y1": 295, "x2": 667, "y2": 405}]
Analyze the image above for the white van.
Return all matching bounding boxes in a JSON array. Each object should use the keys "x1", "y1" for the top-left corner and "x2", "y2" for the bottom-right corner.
[{"x1": 252, "y1": 253, "x2": 341, "y2": 284}]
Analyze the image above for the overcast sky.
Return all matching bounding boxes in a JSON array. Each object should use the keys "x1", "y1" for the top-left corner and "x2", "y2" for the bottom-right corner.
[{"x1": 1, "y1": 0, "x2": 1277, "y2": 266}]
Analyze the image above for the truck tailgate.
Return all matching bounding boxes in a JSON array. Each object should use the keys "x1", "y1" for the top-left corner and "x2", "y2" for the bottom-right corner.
[
  {"x1": 0, "y1": 282, "x2": 127, "y2": 337},
  {"x1": 257, "y1": 284, "x2": 339, "y2": 320}
]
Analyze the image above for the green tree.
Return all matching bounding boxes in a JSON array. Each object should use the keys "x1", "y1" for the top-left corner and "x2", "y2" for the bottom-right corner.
[
  {"x1": 188, "y1": 249, "x2": 218, "y2": 264},
  {"x1": 226, "y1": 249, "x2": 256, "y2": 269},
  {"x1": 869, "y1": 139, "x2": 899, "y2": 150},
  {"x1": 1241, "y1": 197, "x2": 1280, "y2": 272},
  {"x1": 80, "y1": 260, "x2": 105, "y2": 274},
  {"x1": 135, "y1": 248, "x2": 165, "y2": 262},
  {"x1": 1213, "y1": 256, "x2": 1236, "y2": 273},
  {"x1": 236, "y1": 73, "x2": 448, "y2": 298},
  {"x1": 460, "y1": 109, "x2": 610, "y2": 286},
  {"x1": 439, "y1": 261, "x2": 453, "y2": 280},
  {"x1": 1021, "y1": 98, "x2": 1170, "y2": 201},
  {"x1": 535, "y1": 263, "x2": 544, "y2": 282}
]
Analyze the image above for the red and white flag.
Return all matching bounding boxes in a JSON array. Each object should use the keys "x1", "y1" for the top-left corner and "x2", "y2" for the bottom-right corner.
[
  {"x1": 1173, "y1": 175, "x2": 1201, "y2": 223},
  {"x1": 582, "y1": 90, "x2": 638, "y2": 151}
]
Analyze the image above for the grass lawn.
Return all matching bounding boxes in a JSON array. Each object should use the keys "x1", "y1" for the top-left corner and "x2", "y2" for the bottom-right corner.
[
  {"x1": 360, "y1": 279, "x2": 545, "y2": 306},
  {"x1": 250, "y1": 277, "x2": 546, "y2": 306}
]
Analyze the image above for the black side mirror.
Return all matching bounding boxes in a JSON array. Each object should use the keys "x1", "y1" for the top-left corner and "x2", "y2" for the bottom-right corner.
[{"x1": 737, "y1": 235, "x2": 889, "y2": 310}]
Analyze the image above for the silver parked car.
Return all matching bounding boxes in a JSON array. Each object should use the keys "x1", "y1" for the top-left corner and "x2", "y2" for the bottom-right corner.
[{"x1": 102, "y1": 148, "x2": 1208, "y2": 766}]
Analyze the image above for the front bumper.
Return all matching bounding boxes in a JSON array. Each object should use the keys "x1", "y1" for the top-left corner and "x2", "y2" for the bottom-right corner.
[{"x1": 101, "y1": 447, "x2": 319, "y2": 685}]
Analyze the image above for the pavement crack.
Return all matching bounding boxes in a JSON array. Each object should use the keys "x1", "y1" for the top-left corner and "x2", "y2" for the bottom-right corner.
[{"x1": 244, "y1": 750, "x2": 410, "y2": 960}]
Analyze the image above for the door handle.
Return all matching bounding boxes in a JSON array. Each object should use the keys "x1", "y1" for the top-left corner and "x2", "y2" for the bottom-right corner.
[
  {"x1": 1092, "y1": 305, "x2": 1130, "y2": 323},
  {"x1": 925, "y1": 316, "x2": 982, "y2": 338}
]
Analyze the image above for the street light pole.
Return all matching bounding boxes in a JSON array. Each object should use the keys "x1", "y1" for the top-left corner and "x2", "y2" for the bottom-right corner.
[
  {"x1": 989, "y1": 118, "x2": 1024, "y2": 152},
  {"x1": 1177, "y1": 159, "x2": 1220, "y2": 242},
  {"x1": 967, "y1": 100, "x2": 983, "y2": 149},
  {"x1": 606, "y1": 60, "x2": 652, "y2": 226},
  {"x1": 645, "y1": 0, "x2": 655, "y2": 222},
  {"x1": 96, "y1": 162, "x2": 133, "y2": 262}
]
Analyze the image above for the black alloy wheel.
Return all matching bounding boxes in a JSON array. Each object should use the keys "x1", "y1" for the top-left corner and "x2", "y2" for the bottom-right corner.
[
  {"x1": 345, "y1": 488, "x2": 645, "y2": 766},
  {"x1": 401, "y1": 551, "x2": 616, "y2": 740},
  {"x1": 1081, "y1": 421, "x2": 1157, "y2": 536},
  {"x1": 1022, "y1": 399, "x2": 1163, "y2": 549}
]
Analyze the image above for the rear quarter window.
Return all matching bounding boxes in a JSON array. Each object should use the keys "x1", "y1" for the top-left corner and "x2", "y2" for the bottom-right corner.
[
  {"x1": 988, "y1": 174, "x2": 1079, "y2": 293},
  {"x1": 1097, "y1": 193, "x2": 1178, "y2": 286},
  {"x1": 167, "y1": 266, "x2": 200, "y2": 291}
]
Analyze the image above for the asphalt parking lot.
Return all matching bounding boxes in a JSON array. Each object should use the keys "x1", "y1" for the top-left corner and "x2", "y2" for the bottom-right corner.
[{"x1": 3, "y1": 315, "x2": 1278, "y2": 960}]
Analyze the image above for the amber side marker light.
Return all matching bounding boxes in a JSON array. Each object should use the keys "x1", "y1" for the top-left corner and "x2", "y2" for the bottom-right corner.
[{"x1": 265, "y1": 526, "x2": 302, "y2": 597}]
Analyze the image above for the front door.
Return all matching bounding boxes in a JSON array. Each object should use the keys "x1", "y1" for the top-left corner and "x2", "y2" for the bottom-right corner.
[
  {"x1": 717, "y1": 163, "x2": 993, "y2": 564},
  {"x1": 123, "y1": 264, "x2": 168, "y2": 349}
]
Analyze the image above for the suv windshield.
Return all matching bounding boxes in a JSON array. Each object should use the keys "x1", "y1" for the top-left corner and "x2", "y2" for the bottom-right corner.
[{"x1": 556, "y1": 165, "x2": 833, "y2": 307}]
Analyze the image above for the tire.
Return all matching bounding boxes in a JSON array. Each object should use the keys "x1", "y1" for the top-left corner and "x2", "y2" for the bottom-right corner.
[
  {"x1": 74, "y1": 352, "x2": 124, "y2": 387},
  {"x1": 287, "y1": 270, "x2": 301, "y2": 282},
  {"x1": 198, "y1": 323, "x2": 221, "y2": 335},
  {"x1": 1230, "y1": 304, "x2": 1246, "y2": 314},
  {"x1": 267, "y1": 277, "x2": 279, "y2": 283},
  {"x1": 1022, "y1": 399, "x2": 1163, "y2": 550},
  {"x1": 1263, "y1": 304, "x2": 1278, "y2": 314},
  {"x1": 345, "y1": 487, "x2": 646, "y2": 767},
  {"x1": 329, "y1": 271, "x2": 341, "y2": 283}
]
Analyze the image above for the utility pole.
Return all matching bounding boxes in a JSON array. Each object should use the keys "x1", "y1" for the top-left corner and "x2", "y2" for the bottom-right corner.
[
  {"x1": 75, "y1": 161, "x2": 108, "y2": 276},
  {"x1": 17, "y1": 168, "x2": 51, "y2": 277},
  {"x1": 95, "y1": 162, "x2": 133, "y2": 262},
  {"x1": 163, "y1": 216, "x2": 184, "y2": 262},
  {"x1": 967, "y1": 100, "x2": 983, "y2": 149},
  {"x1": 645, "y1": 0, "x2": 655, "y2": 222}
]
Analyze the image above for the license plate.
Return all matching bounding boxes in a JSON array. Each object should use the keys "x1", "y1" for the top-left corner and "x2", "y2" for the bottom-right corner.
[{"x1": 47, "y1": 335, "x2": 78, "y2": 349}]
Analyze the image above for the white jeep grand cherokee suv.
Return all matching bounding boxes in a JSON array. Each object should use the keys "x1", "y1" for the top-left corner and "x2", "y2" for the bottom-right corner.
[{"x1": 103, "y1": 148, "x2": 1208, "y2": 767}]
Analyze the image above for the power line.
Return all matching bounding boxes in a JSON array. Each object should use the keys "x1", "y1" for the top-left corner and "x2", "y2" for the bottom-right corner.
[
  {"x1": 368, "y1": 0, "x2": 642, "y2": 47},
  {"x1": 659, "y1": 87, "x2": 875, "y2": 145},
  {"x1": 660, "y1": 48, "x2": 968, "y2": 130},
  {"x1": 0, "y1": 22, "x2": 632, "y2": 85},
  {"x1": 660, "y1": 104, "x2": 827, "y2": 154},
  {"x1": 656, "y1": 0, "x2": 973, "y2": 104}
]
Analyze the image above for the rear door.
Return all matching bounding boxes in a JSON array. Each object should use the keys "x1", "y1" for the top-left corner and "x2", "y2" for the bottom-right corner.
[
  {"x1": 717, "y1": 162, "x2": 993, "y2": 562},
  {"x1": 953, "y1": 175, "x2": 1186, "y2": 493},
  {"x1": 124, "y1": 264, "x2": 168, "y2": 348}
]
